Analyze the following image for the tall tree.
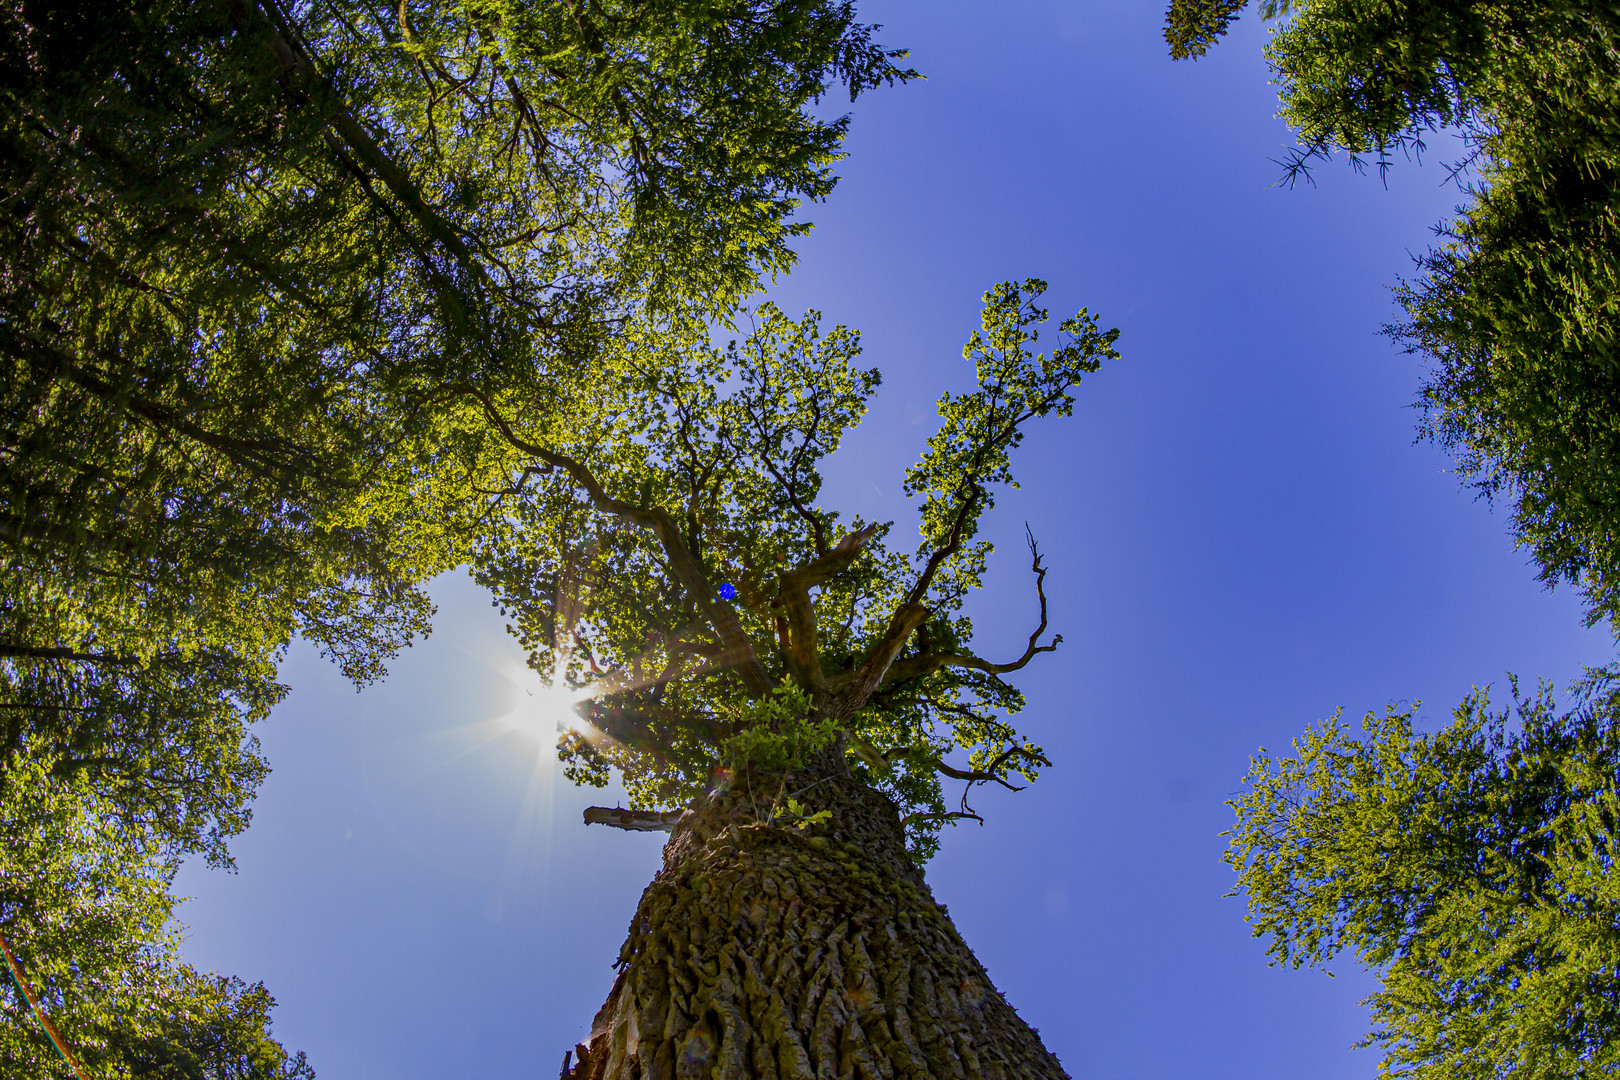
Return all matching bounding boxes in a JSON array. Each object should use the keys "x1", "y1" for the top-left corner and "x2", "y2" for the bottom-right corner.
[
  {"x1": 1163, "y1": 0, "x2": 1620, "y2": 627},
  {"x1": 463, "y1": 280, "x2": 1117, "y2": 1077},
  {"x1": 2, "y1": 1, "x2": 911, "y2": 1069},
  {"x1": 1226, "y1": 676, "x2": 1620, "y2": 1079}
]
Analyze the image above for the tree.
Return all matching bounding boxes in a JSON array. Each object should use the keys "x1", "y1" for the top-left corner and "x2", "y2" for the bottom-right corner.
[
  {"x1": 1225, "y1": 675, "x2": 1620, "y2": 1079},
  {"x1": 2, "y1": 1, "x2": 911, "y2": 1069},
  {"x1": 459, "y1": 279, "x2": 1117, "y2": 1076},
  {"x1": 1163, "y1": 0, "x2": 1620, "y2": 628},
  {"x1": 0, "y1": 748, "x2": 314, "y2": 1079}
]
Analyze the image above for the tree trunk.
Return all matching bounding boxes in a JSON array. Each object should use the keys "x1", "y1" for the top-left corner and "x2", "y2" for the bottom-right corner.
[{"x1": 562, "y1": 757, "x2": 1069, "y2": 1080}]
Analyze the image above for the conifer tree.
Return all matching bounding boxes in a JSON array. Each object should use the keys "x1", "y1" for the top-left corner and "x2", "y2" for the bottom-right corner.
[{"x1": 1163, "y1": 0, "x2": 1620, "y2": 627}]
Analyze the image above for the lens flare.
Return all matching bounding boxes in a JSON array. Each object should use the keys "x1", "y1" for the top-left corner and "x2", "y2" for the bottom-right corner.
[{"x1": 505, "y1": 680, "x2": 585, "y2": 743}]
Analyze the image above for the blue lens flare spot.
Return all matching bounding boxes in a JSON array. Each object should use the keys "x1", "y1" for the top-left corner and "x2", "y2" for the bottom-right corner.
[{"x1": 717, "y1": 583, "x2": 737, "y2": 600}]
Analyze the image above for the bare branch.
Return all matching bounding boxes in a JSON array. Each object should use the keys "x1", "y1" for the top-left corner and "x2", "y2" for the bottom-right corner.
[
  {"x1": 583, "y1": 806, "x2": 688, "y2": 832},
  {"x1": 881, "y1": 525, "x2": 1061, "y2": 686},
  {"x1": 900, "y1": 809, "x2": 983, "y2": 828}
]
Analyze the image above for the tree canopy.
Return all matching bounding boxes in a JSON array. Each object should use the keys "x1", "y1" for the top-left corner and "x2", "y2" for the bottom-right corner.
[
  {"x1": 468, "y1": 279, "x2": 1117, "y2": 859},
  {"x1": 1227, "y1": 676, "x2": 1620, "y2": 1079},
  {"x1": 1164, "y1": 0, "x2": 1620, "y2": 629},
  {"x1": 1, "y1": 1, "x2": 912, "y2": 1071}
]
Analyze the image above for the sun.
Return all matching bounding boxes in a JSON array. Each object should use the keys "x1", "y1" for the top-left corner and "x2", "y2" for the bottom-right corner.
[{"x1": 505, "y1": 680, "x2": 587, "y2": 743}]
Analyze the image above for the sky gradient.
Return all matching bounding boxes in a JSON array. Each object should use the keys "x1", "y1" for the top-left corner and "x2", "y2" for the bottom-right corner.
[{"x1": 176, "y1": 4, "x2": 1613, "y2": 1077}]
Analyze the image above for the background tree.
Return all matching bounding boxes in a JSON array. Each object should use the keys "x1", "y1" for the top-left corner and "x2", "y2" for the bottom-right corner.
[
  {"x1": 1226, "y1": 675, "x2": 1620, "y2": 1079},
  {"x1": 2, "y1": 0, "x2": 911, "y2": 1069},
  {"x1": 457, "y1": 279, "x2": 1116, "y2": 1077},
  {"x1": 1163, "y1": 0, "x2": 1620, "y2": 628},
  {"x1": 0, "y1": 749, "x2": 313, "y2": 1079}
]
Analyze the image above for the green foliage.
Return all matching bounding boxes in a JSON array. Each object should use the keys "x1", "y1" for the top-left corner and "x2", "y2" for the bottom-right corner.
[
  {"x1": 0, "y1": 751, "x2": 311, "y2": 1079},
  {"x1": 103, "y1": 973, "x2": 317, "y2": 1080},
  {"x1": 2, "y1": 0, "x2": 909, "y2": 1067},
  {"x1": 472, "y1": 281, "x2": 1116, "y2": 857},
  {"x1": 717, "y1": 686, "x2": 839, "y2": 775},
  {"x1": 1164, "y1": 0, "x2": 1620, "y2": 630},
  {"x1": 1227, "y1": 677, "x2": 1620, "y2": 1079},
  {"x1": 1164, "y1": 0, "x2": 1249, "y2": 60}
]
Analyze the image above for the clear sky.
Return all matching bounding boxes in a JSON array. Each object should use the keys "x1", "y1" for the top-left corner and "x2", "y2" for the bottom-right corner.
[{"x1": 175, "y1": 3, "x2": 1613, "y2": 1078}]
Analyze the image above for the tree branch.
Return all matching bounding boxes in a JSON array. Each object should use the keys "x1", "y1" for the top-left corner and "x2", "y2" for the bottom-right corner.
[
  {"x1": 933, "y1": 744, "x2": 1051, "y2": 794},
  {"x1": 773, "y1": 523, "x2": 879, "y2": 695},
  {"x1": 900, "y1": 809, "x2": 983, "y2": 828},
  {"x1": 881, "y1": 525, "x2": 1061, "y2": 685},
  {"x1": 0, "y1": 644, "x2": 137, "y2": 667},
  {"x1": 450, "y1": 384, "x2": 775, "y2": 698},
  {"x1": 241, "y1": 0, "x2": 490, "y2": 280},
  {"x1": 583, "y1": 806, "x2": 688, "y2": 832}
]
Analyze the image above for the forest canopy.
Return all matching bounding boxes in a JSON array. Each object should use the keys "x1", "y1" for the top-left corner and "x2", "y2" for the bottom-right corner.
[{"x1": 0, "y1": 1, "x2": 910, "y2": 1073}]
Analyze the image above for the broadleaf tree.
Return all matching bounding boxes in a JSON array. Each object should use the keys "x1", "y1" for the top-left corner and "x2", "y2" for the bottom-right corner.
[
  {"x1": 464, "y1": 279, "x2": 1118, "y2": 1076},
  {"x1": 1226, "y1": 676, "x2": 1620, "y2": 1079},
  {"x1": 2, "y1": 0, "x2": 911, "y2": 1071}
]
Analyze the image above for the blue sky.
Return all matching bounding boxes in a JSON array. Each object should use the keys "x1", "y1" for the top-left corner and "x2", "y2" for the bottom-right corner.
[{"x1": 176, "y1": 3, "x2": 1613, "y2": 1077}]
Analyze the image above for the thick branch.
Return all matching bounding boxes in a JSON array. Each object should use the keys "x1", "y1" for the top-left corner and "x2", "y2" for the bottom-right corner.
[
  {"x1": 830, "y1": 601, "x2": 927, "y2": 717},
  {"x1": 242, "y1": 0, "x2": 489, "y2": 279},
  {"x1": 830, "y1": 482, "x2": 986, "y2": 715},
  {"x1": 773, "y1": 524, "x2": 879, "y2": 695},
  {"x1": 934, "y1": 760, "x2": 1024, "y2": 794},
  {"x1": 4, "y1": 328, "x2": 333, "y2": 488},
  {"x1": 0, "y1": 644, "x2": 137, "y2": 667},
  {"x1": 454, "y1": 385, "x2": 775, "y2": 698}
]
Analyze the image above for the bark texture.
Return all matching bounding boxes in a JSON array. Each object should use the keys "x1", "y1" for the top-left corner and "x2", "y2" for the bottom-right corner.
[{"x1": 562, "y1": 760, "x2": 1069, "y2": 1080}]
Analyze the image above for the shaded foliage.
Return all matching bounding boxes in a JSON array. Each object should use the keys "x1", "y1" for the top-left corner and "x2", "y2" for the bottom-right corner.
[
  {"x1": 1164, "y1": 0, "x2": 1620, "y2": 629},
  {"x1": 1, "y1": 0, "x2": 909, "y2": 1067}
]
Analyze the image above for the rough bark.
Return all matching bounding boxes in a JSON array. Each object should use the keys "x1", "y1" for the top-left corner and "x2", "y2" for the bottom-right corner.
[{"x1": 562, "y1": 754, "x2": 1069, "y2": 1080}]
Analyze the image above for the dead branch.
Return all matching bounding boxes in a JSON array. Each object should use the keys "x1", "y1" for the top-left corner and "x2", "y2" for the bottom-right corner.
[
  {"x1": 900, "y1": 809, "x2": 983, "y2": 828},
  {"x1": 583, "y1": 806, "x2": 688, "y2": 832},
  {"x1": 881, "y1": 525, "x2": 1062, "y2": 685}
]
